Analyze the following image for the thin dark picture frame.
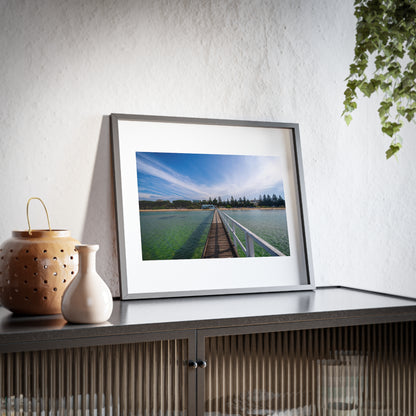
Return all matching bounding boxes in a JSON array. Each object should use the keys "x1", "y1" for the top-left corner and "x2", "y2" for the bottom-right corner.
[{"x1": 111, "y1": 114, "x2": 315, "y2": 299}]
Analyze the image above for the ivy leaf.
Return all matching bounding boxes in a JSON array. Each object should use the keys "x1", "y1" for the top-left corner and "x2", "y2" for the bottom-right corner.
[
  {"x1": 386, "y1": 143, "x2": 402, "y2": 159},
  {"x1": 382, "y1": 122, "x2": 402, "y2": 137},
  {"x1": 344, "y1": 114, "x2": 353, "y2": 125},
  {"x1": 405, "y1": 108, "x2": 416, "y2": 122},
  {"x1": 344, "y1": 88, "x2": 354, "y2": 97},
  {"x1": 397, "y1": 106, "x2": 407, "y2": 117}
]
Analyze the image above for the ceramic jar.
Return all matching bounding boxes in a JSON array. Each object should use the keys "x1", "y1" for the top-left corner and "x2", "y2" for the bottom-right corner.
[
  {"x1": 61, "y1": 244, "x2": 113, "y2": 324},
  {"x1": 0, "y1": 229, "x2": 79, "y2": 315}
]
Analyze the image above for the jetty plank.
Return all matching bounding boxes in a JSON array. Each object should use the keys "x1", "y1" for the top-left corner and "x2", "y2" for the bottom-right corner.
[{"x1": 202, "y1": 210, "x2": 238, "y2": 258}]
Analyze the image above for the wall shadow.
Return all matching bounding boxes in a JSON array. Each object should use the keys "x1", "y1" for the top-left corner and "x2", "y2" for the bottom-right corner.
[{"x1": 82, "y1": 116, "x2": 120, "y2": 297}]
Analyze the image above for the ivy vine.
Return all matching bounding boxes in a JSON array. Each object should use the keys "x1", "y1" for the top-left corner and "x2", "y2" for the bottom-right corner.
[{"x1": 343, "y1": 0, "x2": 416, "y2": 159}]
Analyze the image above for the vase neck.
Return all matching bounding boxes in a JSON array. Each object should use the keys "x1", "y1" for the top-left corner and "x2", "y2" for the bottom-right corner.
[{"x1": 76, "y1": 245, "x2": 99, "y2": 275}]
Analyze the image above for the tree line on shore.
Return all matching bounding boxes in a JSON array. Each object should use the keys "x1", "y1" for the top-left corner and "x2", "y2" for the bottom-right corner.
[{"x1": 139, "y1": 194, "x2": 285, "y2": 210}]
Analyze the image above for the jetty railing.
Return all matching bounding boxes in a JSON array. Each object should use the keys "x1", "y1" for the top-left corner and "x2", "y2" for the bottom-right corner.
[{"x1": 217, "y1": 209, "x2": 286, "y2": 257}]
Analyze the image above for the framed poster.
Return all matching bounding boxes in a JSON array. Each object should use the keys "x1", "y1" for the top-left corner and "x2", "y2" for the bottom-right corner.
[{"x1": 111, "y1": 114, "x2": 314, "y2": 299}]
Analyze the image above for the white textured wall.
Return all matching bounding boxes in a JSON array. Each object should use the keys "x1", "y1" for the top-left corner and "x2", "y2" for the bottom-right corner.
[{"x1": 0, "y1": 0, "x2": 415, "y2": 298}]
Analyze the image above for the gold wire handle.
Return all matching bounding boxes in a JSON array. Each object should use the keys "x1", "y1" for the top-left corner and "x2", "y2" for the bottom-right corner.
[{"x1": 26, "y1": 197, "x2": 52, "y2": 235}]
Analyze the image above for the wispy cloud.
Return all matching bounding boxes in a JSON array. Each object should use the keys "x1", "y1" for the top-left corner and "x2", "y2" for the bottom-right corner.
[
  {"x1": 137, "y1": 155, "x2": 210, "y2": 199},
  {"x1": 220, "y1": 156, "x2": 283, "y2": 197},
  {"x1": 137, "y1": 153, "x2": 284, "y2": 201}
]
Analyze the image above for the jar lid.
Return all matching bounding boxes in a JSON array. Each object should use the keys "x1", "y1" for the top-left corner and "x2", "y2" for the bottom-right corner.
[{"x1": 12, "y1": 230, "x2": 71, "y2": 239}]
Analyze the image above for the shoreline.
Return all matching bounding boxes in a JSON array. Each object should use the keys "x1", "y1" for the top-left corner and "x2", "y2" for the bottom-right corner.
[{"x1": 139, "y1": 207, "x2": 286, "y2": 212}]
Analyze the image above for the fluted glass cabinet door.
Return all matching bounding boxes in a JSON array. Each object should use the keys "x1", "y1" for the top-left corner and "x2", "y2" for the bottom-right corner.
[
  {"x1": 199, "y1": 322, "x2": 415, "y2": 416},
  {"x1": 0, "y1": 333, "x2": 196, "y2": 416}
]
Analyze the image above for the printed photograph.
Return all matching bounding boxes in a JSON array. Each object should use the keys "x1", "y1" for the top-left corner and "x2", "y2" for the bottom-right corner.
[{"x1": 136, "y1": 151, "x2": 290, "y2": 261}]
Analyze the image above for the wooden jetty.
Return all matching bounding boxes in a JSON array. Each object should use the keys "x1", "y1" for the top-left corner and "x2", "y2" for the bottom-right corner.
[{"x1": 202, "y1": 210, "x2": 238, "y2": 258}]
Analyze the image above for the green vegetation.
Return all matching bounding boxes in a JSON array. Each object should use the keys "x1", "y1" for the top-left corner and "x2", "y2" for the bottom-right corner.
[
  {"x1": 139, "y1": 200, "x2": 201, "y2": 210},
  {"x1": 139, "y1": 194, "x2": 285, "y2": 210},
  {"x1": 343, "y1": 0, "x2": 416, "y2": 158}
]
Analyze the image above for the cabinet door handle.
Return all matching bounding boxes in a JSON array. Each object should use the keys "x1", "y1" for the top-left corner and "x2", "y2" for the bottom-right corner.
[
  {"x1": 188, "y1": 360, "x2": 198, "y2": 369},
  {"x1": 197, "y1": 360, "x2": 207, "y2": 369}
]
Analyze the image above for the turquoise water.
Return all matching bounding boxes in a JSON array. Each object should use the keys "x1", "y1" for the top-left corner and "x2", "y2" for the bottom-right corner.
[
  {"x1": 222, "y1": 209, "x2": 290, "y2": 257},
  {"x1": 139, "y1": 210, "x2": 214, "y2": 260},
  {"x1": 139, "y1": 209, "x2": 289, "y2": 260}
]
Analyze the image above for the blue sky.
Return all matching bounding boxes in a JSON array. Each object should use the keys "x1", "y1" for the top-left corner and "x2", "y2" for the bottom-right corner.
[{"x1": 136, "y1": 152, "x2": 285, "y2": 201}]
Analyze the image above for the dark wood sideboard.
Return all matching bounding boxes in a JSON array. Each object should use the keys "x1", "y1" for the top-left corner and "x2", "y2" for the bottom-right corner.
[{"x1": 1, "y1": 286, "x2": 415, "y2": 415}]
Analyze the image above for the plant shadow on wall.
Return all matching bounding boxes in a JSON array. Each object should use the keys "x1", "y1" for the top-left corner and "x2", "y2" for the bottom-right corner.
[{"x1": 342, "y1": 0, "x2": 416, "y2": 159}]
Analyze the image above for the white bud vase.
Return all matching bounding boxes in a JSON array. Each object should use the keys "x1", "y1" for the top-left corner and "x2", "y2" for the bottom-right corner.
[{"x1": 61, "y1": 244, "x2": 113, "y2": 324}]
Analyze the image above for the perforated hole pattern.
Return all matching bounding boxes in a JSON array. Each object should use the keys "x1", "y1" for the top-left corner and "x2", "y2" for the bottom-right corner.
[{"x1": 0, "y1": 232, "x2": 80, "y2": 315}]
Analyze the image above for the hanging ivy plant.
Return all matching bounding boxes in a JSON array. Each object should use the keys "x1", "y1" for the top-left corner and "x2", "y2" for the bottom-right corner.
[{"x1": 342, "y1": 0, "x2": 416, "y2": 159}]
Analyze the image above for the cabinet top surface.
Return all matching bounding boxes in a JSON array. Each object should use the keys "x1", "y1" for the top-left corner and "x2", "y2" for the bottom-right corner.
[{"x1": 0, "y1": 287, "x2": 415, "y2": 344}]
